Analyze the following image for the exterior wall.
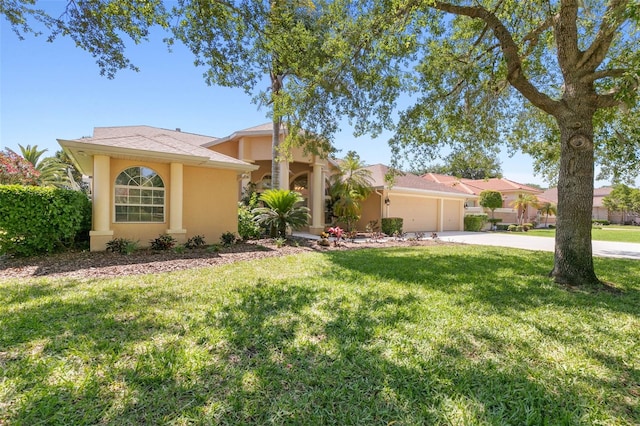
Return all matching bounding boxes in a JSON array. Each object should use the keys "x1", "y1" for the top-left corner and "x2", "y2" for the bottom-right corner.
[
  {"x1": 210, "y1": 140, "x2": 238, "y2": 158},
  {"x1": 356, "y1": 192, "x2": 382, "y2": 231},
  {"x1": 593, "y1": 207, "x2": 610, "y2": 221},
  {"x1": 109, "y1": 159, "x2": 171, "y2": 248},
  {"x1": 387, "y1": 194, "x2": 439, "y2": 233},
  {"x1": 183, "y1": 166, "x2": 239, "y2": 241}
]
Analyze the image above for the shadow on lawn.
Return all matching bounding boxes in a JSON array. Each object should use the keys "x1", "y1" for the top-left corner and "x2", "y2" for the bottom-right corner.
[
  {"x1": 321, "y1": 246, "x2": 640, "y2": 315},
  {"x1": 2, "y1": 248, "x2": 638, "y2": 424}
]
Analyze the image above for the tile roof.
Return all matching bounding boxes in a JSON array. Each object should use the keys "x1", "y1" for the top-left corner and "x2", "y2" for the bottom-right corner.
[
  {"x1": 422, "y1": 174, "x2": 543, "y2": 195},
  {"x1": 366, "y1": 164, "x2": 471, "y2": 196}
]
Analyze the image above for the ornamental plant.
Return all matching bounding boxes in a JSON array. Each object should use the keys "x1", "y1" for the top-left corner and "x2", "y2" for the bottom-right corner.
[{"x1": 327, "y1": 226, "x2": 344, "y2": 247}]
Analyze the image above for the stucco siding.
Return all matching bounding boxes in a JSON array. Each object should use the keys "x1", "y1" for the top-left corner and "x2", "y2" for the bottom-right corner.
[
  {"x1": 356, "y1": 193, "x2": 382, "y2": 231},
  {"x1": 183, "y1": 166, "x2": 239, "y2": 241}
]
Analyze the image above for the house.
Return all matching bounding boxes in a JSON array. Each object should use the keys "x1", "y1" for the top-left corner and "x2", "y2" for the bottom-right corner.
[
  {"x1": 357, "y1": 165, "x2": 474, "y2": 233},
  {"x1": 59, "y1": 124, "x2": 476, "y2": 251},
  {"x1": 58, "y1": 126, "x2": 257, "y2": 251},
  {"x1": 423, "y1": 174, "x2": 543, "y2": 224}
]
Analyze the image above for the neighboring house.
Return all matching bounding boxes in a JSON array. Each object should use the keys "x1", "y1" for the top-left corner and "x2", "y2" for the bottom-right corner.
[
  {"x1": 423, "y1": 174, "x2": 543, "y2": 224},
  {"x1": 358, "y1": 165, "x2": 474, "y2": 233},
  {"x1": 542, "y1": 186, "x2": 629, "y2": 224},
  {"x1": 58, "y1": 126, "x2": 257, "y2": 251}
]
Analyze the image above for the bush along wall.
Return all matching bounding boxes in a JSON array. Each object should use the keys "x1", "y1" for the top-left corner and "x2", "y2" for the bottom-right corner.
[
  {"x1": 0, "y1": 185, "x2": 91, "y2": 257},
  {"x1": 381, "y1": 217, "x2": 403, "y2": 236},
  {"x1": 464, "y1": 214, "x2": 488, "y2": 232}
]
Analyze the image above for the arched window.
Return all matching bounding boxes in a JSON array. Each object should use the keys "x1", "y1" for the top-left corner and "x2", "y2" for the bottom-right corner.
[{"x1": 114, "y1": 166, "x2": 165, "y2": 222}]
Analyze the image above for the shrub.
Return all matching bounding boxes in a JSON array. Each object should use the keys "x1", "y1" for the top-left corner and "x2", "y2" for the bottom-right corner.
[
  {"x1": 381, "y1": 217, "x2": 403, "y2": 236},
  {"x1": 220, "y1": 232, "x2": 237, "y2": 247},
  {"x1": 592, "y1": 219, "x2": 610, "y2": 225},
  {"x1": 150, "y1": 234, "x2": 176, "y2": 251},
  {"x1": 548, "y1": 224, "x2": 556, "y2": 229},
  {"x1": 238, "y1": 200, "x2": 262, "y2": 240},
  {"x1": 0, "y1": 185, "x2": 91, "y2": 257},
  {"x1": 106, "y1": 238, "x2": 138, "y2": 255},
  {"x1": 184, "y1": 235, "x2": 206, "y2": 249},
  {"x1": 464, "y1": 214, "x2": 488, "y2": 232},
  {"x1": 522, "y1": 222, "x2": 534, "y2": 231},
  {"x1": 507, "y1": 224, "x2": 517, "y2": 232},
  {"x1": 496, "y1": 224, "x2": 510, "y2": 231},
  {"x1": 274, "y1": 237, "x2": 287, "y2": 248}
]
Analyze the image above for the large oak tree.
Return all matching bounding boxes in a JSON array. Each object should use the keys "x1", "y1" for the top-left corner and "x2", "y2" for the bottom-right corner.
[{"x1": 323, "y1": 0, "x2": 639, "y2": 286}]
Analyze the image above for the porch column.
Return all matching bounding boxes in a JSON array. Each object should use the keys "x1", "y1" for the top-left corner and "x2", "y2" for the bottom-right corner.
[
  {"x1": 278, "y1": 159, "x2": 290, "y2": 190},
  {"x1": 436, "y1": 198, "x2": 444, "y2": 232},
  {"x1": 459, "y1": 200, "x2": 466, "y2": 231},
  {"x1": 309, "y1": 161, "x2": 324, "y2": 235},
  {"x1": 89, "y1": 154, "x2": 113, "y2": 251},
  {"x1": 238, "y1": 138, "x2": 251, "y2": 196},
  {"x1": 167, "y1": 162, "x2": 187, "y2": 243}
]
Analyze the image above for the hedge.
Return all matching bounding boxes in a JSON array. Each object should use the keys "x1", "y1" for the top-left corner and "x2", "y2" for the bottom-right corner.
[
  {"x1": 464, "y1": 214, "x2": 488, "y2": 232},
  {"x1": 0, "y1": 185, "x2": 91, "y2": 256},
  {"x1": 381, "y1": 217, "x2": 403, "y2": 236}
]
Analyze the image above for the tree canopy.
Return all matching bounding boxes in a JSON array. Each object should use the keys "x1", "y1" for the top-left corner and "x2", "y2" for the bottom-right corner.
[{"x1": 417, "y1": 148, "x2": 503, "y2": 179}]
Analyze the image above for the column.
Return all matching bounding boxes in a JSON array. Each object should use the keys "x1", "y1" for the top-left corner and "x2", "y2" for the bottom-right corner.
[
  {"x1": 309, "y1": 162, "x2": 324, "y2": 234},
  {"x1": 89, "y1": 155, "x2": 113, "y2": 251},
  {"x1": 279, "y1": 159, "x2": 290, "y2": 190},
  {"x1": 167, "y1": 162, "x2": 187, "y2": 243},
  {"x1": 437, "y1": 198, "x2": 444, "y2": 232}
]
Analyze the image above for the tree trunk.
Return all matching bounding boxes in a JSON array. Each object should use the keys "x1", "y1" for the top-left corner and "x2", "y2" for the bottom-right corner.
[
  {"x1": 271, "y1": 116, "x2": 281, "y2": 190},
  {"x1": 550, "y1": 110, "x2": 600, "y2": 286}
]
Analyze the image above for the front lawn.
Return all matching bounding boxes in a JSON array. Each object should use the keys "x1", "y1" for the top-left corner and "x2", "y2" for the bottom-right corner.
[
  {"x1": 526, "y1": 225, "x2": 640, "y2": 243},
  {"x1": 1, "y1": 245, "x2": 639, "y2": 425}
]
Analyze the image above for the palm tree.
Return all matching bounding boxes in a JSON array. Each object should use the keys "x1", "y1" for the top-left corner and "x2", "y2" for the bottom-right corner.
[
  {"x1": 539, "y1": 201, "x2": 557, "y2": 228},
  {"x1": 328, "y1": 151, "x2": 373, "y2": 231},
  {"x1": 252, "y1": 189, "x2": 310, "y2": 237},
  {"x1": 18, "y1": 144, "x2": 70, "y2": 188},
  {"x1": 511, "y1": 193, "x2": 540, "y2": 225}
]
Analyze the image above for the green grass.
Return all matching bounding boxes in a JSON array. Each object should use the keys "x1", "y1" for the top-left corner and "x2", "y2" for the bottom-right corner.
[
  {"x1": 526, "y1": 225, "x2": 640, "y2": 243},
  {"x1": 1, "y1": 245, "x2": 639, "y2": 425}
]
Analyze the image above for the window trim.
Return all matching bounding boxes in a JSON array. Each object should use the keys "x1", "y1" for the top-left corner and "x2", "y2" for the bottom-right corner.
[{"x1": 113, "y1": 166, "x2": 166, "y2": 223}]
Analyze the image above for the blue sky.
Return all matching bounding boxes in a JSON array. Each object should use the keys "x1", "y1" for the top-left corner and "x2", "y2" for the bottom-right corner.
[{"x1": 0, "y1": 10, "x2": 616, "y2": 188}]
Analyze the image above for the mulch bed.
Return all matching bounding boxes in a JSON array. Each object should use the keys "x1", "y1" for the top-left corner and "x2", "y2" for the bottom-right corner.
[{"x1": 1, "y1": 237, "x2": 447, "y2": 280}]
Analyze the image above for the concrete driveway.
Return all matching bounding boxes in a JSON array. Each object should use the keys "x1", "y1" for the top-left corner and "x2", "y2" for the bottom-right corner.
[{"x1": 438, "y1": 231, "x2": 640, "y2": 260}]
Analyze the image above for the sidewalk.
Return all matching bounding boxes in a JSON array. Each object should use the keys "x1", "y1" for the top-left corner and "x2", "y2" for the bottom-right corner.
[{"x1": 437, "y1": 231, "x2": 640, "y2": 260}]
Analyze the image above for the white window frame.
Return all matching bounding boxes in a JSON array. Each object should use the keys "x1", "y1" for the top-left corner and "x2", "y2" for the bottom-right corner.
[{"x1": 113, "y1": 166, "x2": 165, "y2": 223}]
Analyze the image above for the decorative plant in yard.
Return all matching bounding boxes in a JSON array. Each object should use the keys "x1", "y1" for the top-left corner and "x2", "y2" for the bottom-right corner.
[
  {"x1": 511, "y1": 193, "x2": 540, "y2": 225},
  {"x1": 150, "y1": 234, "x2": 177, "y2": 251},
  {"x1": 327, "y1": 226, "x2": 345, "y2": 247},
  {"x1": 328, "y1": 151, "x2": 373, "y2": 232},
  {"x1": 252, "y1": 189, "x2": 310, "y2": 238}
]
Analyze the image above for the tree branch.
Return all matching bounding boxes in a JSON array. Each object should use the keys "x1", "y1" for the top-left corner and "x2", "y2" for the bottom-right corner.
[
  {"x1": 432, "y1": 1, "x2": 558, "y2": 114},
  {"x1": 554, "y1": 0, "x2": 580, "y2": 70},
  {"x1": 581, "y1": 68, "x2": 627, "y2": 83},
  {"x1": 575, "y1": 0, "x2": 628, "y2": 72}
]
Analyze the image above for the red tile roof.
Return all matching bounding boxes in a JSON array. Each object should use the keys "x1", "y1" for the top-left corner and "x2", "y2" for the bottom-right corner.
[{"x1": 367, "y1": 164, "x2": 471, "y2": 195}]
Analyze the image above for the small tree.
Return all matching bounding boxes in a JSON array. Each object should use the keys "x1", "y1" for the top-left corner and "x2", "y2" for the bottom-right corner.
[
  {"x1": 252, "y1": 189, "x2": 310, "y2": 238},
  {"x1": 603, "y1": 184, "x2": 636, "y2": 224},
  {"x1": 328, "y1": 151, "x2": 373, "y2": 231},
  {"x1": 479, "y1": 190, "x2": 503, "y2": 220},
  {"x1": 539, "y1": 202, "x2": 558, "y2": 228},
  {"x1": 0, "y1": 149, "x2": 39, "y2": 185},
  {"x1": 511, "y1": 193, "x2": 540, "y2": 225}
]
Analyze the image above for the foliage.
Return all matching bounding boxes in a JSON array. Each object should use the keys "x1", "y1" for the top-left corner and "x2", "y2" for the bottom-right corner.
[
  {"x1": 479, "y1": 190, "x2": 503, "y2": 219},
  {"x1": 105, "y1": 238, "x2": 138, "y2": 255},
  {"x1": 539, "y1": 202, "x2": 558, "y2": 227},
  {"x1": 18, "y1": 144, "x2": 72, "y2": 188},
  {"x1": 593, "y1": 219, "x2": 611, "y2": 226},
  {"x1": 0, "y1": 148, "x2": 39, "y2": 185},
  {"x1": 150, "y1": 234, "x2": 176, "y2": 251},
  {"x1": 253, "y1": 189, "x2": 310, "y2": 238},
  {"x1": 327, "y1": 226, "x2": 345, "y2": 247},
  {"x1": 274, "y1": 236, "x2": 287, "y2": 248},
  {"x1": 511, "y1": 193, "x2": 540, "y2": 225},
  {"x1": 184, "y1": 235, "x2": 206, "y2": 249},
  {"x1": 381, "y1": 217, "x2": 403, "y2": 236},
  {"x1": 238, "y1": 193, "x2": 263, "y2": 240},
  {"x1": 417, "y1": 148, "x2": 503, "y2": 179},
  {"x1": 220, "y1": 232, "x2": 237, "y2": 247},
  {"x1": 464, "y1": 214, "x2": 488, "y2": 232},
  {"x1": 328, "y1": 151, "x2": 373, "y2": 231},
  {"x1": 0, "y1": 185, "x2": 90, "y2": 256},
  {"x1": 603, "y1": 184, "x2": 640, "y2": 223}
]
